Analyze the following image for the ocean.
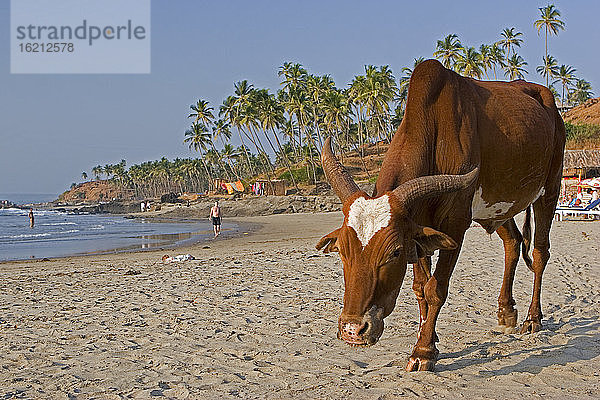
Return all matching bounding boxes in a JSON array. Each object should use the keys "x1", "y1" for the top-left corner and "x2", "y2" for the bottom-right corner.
[
  {"x1": 0, "y1": 193, "x2": 57, "y2": 205},
  {"x1": 0, "y1": 207, "x2": 229, "y2": 262}
]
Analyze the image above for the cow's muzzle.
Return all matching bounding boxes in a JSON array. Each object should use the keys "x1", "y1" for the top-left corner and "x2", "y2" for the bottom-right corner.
[{"x1": 338, "y1": 306, "x2": 385, "y2": 346}]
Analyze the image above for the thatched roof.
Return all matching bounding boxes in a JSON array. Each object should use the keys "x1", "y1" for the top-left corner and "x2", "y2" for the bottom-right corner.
[
  {"x1": 563, "y1": 149, "x2": 600, "y2": 169},
  {"x1": 563, "y1": 97, "x2": 600, "y2": 125}
]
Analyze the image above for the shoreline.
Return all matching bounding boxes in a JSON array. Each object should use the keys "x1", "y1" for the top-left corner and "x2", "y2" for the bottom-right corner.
[
  {"x1": 0, "y1": 196, "x2": 342, "y2": 262},
  {"x1": 0, "y1": 212, "x2": 263, "y2": 265},
  {"x1": 0, "y1": 211, "x2": 326, "y2": 267},
  {"x1": 0, "y1": 204, "x2": 259, "y2": 263}
]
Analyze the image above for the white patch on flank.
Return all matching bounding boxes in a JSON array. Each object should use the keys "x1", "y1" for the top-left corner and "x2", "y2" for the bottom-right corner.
[
  {"x1": 471, "y1": 187, "x2": 514, "y2": 220},
  {"x1": 348, "y1": 195, "x2": 392, "y2": 248}
]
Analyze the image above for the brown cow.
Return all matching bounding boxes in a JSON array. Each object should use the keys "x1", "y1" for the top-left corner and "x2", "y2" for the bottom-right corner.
[{"x1": 316, "y1": 59, "x2": 565, "y2": 371}]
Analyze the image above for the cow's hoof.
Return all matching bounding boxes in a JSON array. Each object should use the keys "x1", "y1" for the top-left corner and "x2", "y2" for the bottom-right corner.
[
  {"x1": 497, "y1": 307, "x2": 518, "y2": 329},
  {"x1": 406, "y1": 346, "x2": 438, "y2": 372},
  {"x1": 520, "y1": 319, "x2": 542, "y2": 334},
  {"x1": 405, "y1": 356, "x2": 436, "y2": 372}
]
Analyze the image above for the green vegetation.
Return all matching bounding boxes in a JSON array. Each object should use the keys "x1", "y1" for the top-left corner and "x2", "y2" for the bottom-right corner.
[
  {"x1": 80, "y1": 3, "x2": 594, "y2": 199},
  {"x1": 565, "y1": 122, "x2": 600, "y2": 143},
  {"x1": 278, "y1": 166, "x2": 324, "y2": 185}
]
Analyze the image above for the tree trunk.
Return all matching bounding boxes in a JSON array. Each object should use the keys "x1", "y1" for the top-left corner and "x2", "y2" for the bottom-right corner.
[{"x1": 270, "y1": 128, "x2": 298, "y2": 191}]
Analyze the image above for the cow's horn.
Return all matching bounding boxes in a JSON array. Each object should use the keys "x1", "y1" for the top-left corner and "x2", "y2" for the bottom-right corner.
[
  {"x1": 392, "y1": 167, "x2": 479, "y2": 209},
  {"x1": 322, "y1": 137, "x2": 360, "y2": 203}
]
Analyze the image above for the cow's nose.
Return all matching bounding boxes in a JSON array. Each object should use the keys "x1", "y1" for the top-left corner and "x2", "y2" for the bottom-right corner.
[{"x1": 340, "y1": 321, "x2": 369, "y2": 343}]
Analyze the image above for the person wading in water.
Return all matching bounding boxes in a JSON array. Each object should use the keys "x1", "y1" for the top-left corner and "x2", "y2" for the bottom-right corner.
[
  {"x1": 209, "y1": 201, "x2": 221, "y2": 238},
  {"x1": 28, "y1": 208, "x2": 34, "y2": 228}
]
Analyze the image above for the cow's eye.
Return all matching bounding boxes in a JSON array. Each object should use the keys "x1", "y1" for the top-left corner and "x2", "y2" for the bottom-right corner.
[{"x1": 386, "y1": 248, "x2": 401, "y2": 263}]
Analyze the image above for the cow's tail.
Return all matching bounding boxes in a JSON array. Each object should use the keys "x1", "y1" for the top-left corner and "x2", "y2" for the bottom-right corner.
[{"x1": 521, "y1": 206, "x2": 533, "y2": 271}]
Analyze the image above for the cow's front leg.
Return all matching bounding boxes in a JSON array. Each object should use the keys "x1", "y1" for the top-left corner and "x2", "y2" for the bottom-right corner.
[
  {"x1": 412, "y1": 256, "x2": 431, "y2": 336},
  {"x1": 406, "y1": 249, "x2": 460, "y2": 372}
]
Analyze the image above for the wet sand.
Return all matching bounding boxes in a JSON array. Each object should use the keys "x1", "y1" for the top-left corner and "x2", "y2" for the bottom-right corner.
[{"x1": 1, "y1": 212, "x2": 599, "y2": 399}]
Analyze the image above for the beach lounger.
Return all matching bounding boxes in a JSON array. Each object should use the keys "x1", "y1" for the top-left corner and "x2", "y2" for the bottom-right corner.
[{"x1": 555, "y1": 199, "x2": 600, "y2": 221}]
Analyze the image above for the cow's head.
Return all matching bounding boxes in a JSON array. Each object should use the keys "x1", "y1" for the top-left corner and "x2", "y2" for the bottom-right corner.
[{"x1": 316, "y1": 138, "x2": 478, "y2": 346}]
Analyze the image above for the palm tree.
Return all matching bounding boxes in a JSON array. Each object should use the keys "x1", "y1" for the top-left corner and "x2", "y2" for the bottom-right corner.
[
  {"x1": 306, "y1": 74, "x2": 334, "y2": 148},
  {"x1": 91, "y1": 165, "x2": 103, "y2": 181},
  {"x1": 184, "y1": 122, "x2": 213, "y2": 186},
  {"x1": 188, "y1": 99, "x2": 214, "y2": 125},
  {"x1": 322, "y1": 89, "x2": 351, "y2": 156},
  {"x1": 489, "y1": 43, "x2": 505, "y2": 79},
  {"x1": 360, "y1": 65, "x2": 398, "y2": 145},
  {"x1": 104, "y1": 164, "x2": 113, "y2": 180},
  {"x1": 433, "y1": 34, "x2": 463, "y2": 70},
  {"x1": 499, "y1": 28, "x2": 524, "y2": 69},
  {"x1": 221, "y1": 144, "x2": 241, "y2": 179},
  {"x1": 240, "y1": 88, "x2": 276, "y2": 178},
  {"x1": 220, "y1": 94, "x2": 253, "y2": 175},
  {"x1": 554, "y1": 64, "x2": 576, "y2": 106},
  {"x1": 256, "y1": 89, "x2": 298, "y2": 190},
  {"x1": 278, "y1": 62, "x2": 308, "y2": 93},
  {"x1": 287, "y1": 87, "x2": 318, "y2": 184},
  {"x1": 569, "y1": 79, "x2": 594, "y2": 106},
  {"x1": 205, "y1": 122, "x2": 230, "y2": 180},
  {"x1": 111, "y1": 160, "x2": 128, "y2": 192},
  {"x1": 479, "y1": 44, "x2": 493, "y2": 79},
  {"x1": 281, "y1": 119, "x2": 300, "y2": 159},
  {"x1": 212, "y1": 119, "x2": 232, "y2": 148},
  {"x1": 503, "y1": 54, "x2": 528, "y2": 80},
  {"x1": 534, "y1": 4, "x2": 565, "y2": 87},
  {"x1": 455, "y1": 47, "x2": 483, "y2": 78},
  {"x1": 81, "y1": 171, "x2": 88, "y2": 181},
  {"x1": 279, "y1": 66, "x2": 319, "y2": 184},
  {"x1": 535, "y1": 55, "x2": 559, "y2": 85},
  {"x1": 279, "y1": 62, "x2": 321, "y2": 183}
]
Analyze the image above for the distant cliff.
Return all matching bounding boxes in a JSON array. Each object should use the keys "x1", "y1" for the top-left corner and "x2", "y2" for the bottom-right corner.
[{"x1": 57, "y1": 180, "x2": 132, "y2": 204}]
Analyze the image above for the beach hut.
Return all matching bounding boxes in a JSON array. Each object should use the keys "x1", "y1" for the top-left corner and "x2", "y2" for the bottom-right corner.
[
  {"x1": 561, "y1": 149, "x2": 600, "y2": 200},
  {"x1": 254, "y1": 179, "x2": 287, "y2": 196},
  {"x1": 563, "y1": 149, "x2": 600, "y2": 178}
]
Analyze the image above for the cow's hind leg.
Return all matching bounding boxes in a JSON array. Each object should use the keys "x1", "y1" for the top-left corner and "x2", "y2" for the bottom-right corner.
[
  {"x1": 496, "y1": 218, "x2": 522, "y2": 332},
  {"x1": 521, "y1": 196, "x2": 557, "y2": 334}
]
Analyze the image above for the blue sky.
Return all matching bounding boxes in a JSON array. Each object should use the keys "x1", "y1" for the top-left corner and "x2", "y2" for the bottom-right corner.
[{"x1": 1, "y1": 0, "x2": 599, "y2": 195}]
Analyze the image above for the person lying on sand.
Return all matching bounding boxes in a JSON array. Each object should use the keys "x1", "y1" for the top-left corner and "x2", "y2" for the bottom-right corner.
[{"x1": 162, "y1": 254, "x2": 196, "y2": 263}]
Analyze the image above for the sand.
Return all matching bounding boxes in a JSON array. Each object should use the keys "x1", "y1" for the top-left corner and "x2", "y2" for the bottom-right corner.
[{"x1": 1, "y1": 212, "x2": 599, "y2": 399}]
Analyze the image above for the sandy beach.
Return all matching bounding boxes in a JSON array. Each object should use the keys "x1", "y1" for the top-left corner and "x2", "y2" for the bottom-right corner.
[{"x1": 1, "y1": 212, "x2": 599, "y2": 399}]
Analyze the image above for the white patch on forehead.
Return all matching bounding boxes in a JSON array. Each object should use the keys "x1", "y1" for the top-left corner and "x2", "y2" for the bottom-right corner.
[
  {"x1": 347, "y1": 195, "x2": 392, "y2": 247},
  {"x1": 471, "y1": 187, "x2": 514, "y2": 220}
]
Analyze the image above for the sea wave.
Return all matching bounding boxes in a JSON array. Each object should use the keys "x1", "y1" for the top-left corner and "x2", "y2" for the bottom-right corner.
[
  {"x1": 41, "y1": 222, "x2": 77, "y2": 226},
  {"x1": 3, "y1": 232, "x2": 51, "y2": 239},
  {"x1": 1, "y1": 229, "x2": 80, "y2": 240},
  {"x1": 61, "y1": 229, "x2": 80, "y2": 234}
]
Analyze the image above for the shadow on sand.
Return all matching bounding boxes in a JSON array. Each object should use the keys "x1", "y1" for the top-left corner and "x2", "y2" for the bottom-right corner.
[{"x1": 436, "y1": 317, "x2": 600, "y2": 375}]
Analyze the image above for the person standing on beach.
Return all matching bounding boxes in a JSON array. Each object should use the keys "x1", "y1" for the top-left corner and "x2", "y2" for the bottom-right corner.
[
  {"x1": 209, "y1": 201, "x2": 221, "y2": 237},
  {"x1": 28, "y1": 208, "x2": 34, "y2": 228}
]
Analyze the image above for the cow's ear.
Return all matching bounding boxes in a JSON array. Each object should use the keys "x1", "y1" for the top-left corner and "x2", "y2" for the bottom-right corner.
[
  {"x1": 316, "y1": 228, "x2": 341, "y2": 253},
  {"x1": 412, "y1": 225, "x2": 458, "y2": 255}
]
